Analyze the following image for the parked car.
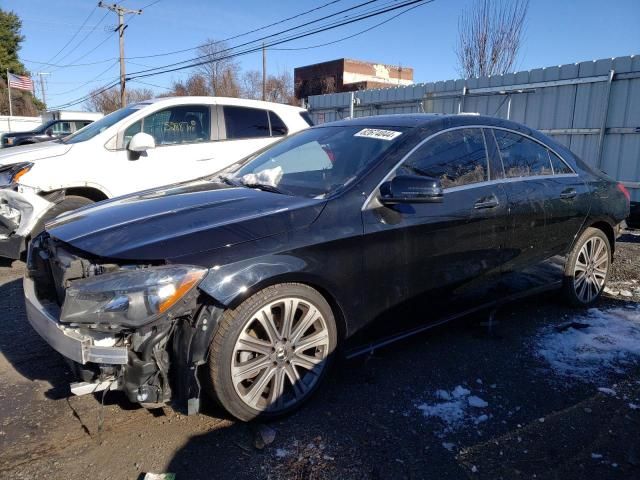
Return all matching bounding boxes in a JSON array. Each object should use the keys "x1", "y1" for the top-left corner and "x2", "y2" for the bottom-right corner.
[
  {"x1": 0, "y1": 97, "x2": 312, "y2": 259},
  {"x1": 0, "y1": 119, "x2": 94, "y2": 148},
  {"x1": 24, "y1": 114, "x2": 629, "y2": 421}
]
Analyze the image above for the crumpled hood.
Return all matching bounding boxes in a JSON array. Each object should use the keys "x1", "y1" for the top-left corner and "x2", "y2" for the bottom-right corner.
[
  {"x1": 46, "y1": 180, "x2": 326, "y2": 261},
  {"x1": 0, "y1": 141, "x2": 72, "y2": 165}
]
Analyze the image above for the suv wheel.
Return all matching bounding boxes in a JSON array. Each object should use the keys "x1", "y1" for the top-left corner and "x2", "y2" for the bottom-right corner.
[
  {"x1": 562, "y1": 227, "x2": 611, "y2": 307},
  {"x1": 207, "y1": 283, "x2": 337, "y2": 421}
]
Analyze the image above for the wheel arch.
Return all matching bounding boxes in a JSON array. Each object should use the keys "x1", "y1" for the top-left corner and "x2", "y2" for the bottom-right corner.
[
  {"x1": 586, "y1": 219, "x2": 616, "y2": 256},
  {"x1": 40, "y1": 185, "x2": 110, "y2": 204},
  {"x1": 199, "y1": 269, "x2": 350, "y2": 342}
]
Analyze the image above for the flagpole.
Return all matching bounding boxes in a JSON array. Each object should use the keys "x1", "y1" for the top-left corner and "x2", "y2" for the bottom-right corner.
[{"x1": 6, "y1": 69, "x2": 12, "y2": 132}]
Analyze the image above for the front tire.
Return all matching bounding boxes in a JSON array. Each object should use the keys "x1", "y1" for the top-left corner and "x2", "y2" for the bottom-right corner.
[
  {"x1": 562, "y1": 227, "x2": 611, "y2": 307},
  {"x1": 207, "y1": 283, "x2": 337, "y2": 421},
  {"x1": 32, "y1": 195, "x2": 94, "y2": 238}
]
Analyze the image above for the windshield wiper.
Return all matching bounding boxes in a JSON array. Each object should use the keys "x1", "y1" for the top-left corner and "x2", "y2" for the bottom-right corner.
[{"x1": 240, "y1": 181, "x2": 290, "y2": 195}]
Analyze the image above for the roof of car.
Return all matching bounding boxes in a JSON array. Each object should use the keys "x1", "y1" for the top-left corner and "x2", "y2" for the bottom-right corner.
[
  {"x1": 323, "y1": 113, "x2": 524, "y2": 130},
  {"x1": 135, "y1": 96, "x2": 306, "y2": 112}
]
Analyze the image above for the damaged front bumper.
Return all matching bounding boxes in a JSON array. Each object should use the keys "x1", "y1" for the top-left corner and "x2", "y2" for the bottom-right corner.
[
  {"x1": 24, "y1": 276, "x2": 128, "y2": 365},
  {"x1": 0, "y1": 186, "x2": 53, "y2": 259},
  {"x1": 24, "y1": 235, "x2": 220, "y2": 412}
]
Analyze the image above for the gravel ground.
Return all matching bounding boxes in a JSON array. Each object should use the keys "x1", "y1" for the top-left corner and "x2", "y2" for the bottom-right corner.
[{"x1": 1, "y1": 234, "x2": 640, "y2": 480}]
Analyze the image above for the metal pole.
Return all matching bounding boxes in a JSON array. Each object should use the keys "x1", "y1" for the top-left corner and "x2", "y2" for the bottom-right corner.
[
  {"x1": 99, "y1": 2, "x2": 141, "y2": 109},
  {"x1": 6, "y1": 69, "x2": 12, "y2": 132},
  {"x1": 37, "y1": 72, "x2": 49, "y2": 109},
  {"x1": 349, "y1": 91, "x2": 354, "y2": 119},
  {"x1": 118, "y1": 10, "x2": 127, "y2": 107},
  {"x1": 458, "y1": 86, "x2": 467, "y2": 114},
  {"x1": 596, "y1": 69, "x2": 615, "y2": 169},
  {"x1": 262, "y1": 43, "x2": 266, "y2": 101},
  {"x1": 506, "y1": 94, "x2": 512, "y2": 120}
]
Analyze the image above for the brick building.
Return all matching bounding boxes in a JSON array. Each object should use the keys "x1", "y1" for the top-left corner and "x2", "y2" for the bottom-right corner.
[{"x1": 294, "y1": 58, "x2": 413, "y2": 100}]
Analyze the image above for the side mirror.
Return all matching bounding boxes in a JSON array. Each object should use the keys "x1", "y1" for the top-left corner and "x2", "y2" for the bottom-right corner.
[
  {"x1": 379, "y1": 174, "x2": 444, "y2": 204},
  {"x1": 128, "y1": 132, "x2": 156, "y2": 152},
  {"x1": 45, "y1": 128, "x2": 53, "y2": 137}
]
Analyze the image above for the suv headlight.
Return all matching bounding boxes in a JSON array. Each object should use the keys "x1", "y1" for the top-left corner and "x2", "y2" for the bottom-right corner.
[
  {"x1": 0, "y1": 162, "x2": 33, "y2": 186},
  {"x1": 60, "y1": 265, "x2": 207, "y2": 328}
]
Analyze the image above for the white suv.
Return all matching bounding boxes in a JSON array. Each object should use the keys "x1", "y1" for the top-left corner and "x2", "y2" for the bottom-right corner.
[{"x1": 0, "y1": 97, "x2": 312, "y2": 259}]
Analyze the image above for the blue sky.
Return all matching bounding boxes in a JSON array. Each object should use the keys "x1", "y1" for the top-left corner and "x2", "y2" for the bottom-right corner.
[{"x1": 6, "y1": 0, "x2": 640, "y2": 110}]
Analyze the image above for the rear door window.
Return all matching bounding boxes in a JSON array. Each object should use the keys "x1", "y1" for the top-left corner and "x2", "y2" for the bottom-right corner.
[
  {"x1": 548, "y1": 150, "x2": 573, "y2": 174},
  {"x1": 399, "y1": 128, "x2": 488, "y2": 188},
  {"x1": 223, "y1": 106, "x2": 270, "y2": 139},
  {"x1": 493, "y1": 130, "x2": 553, "y2": 178}
]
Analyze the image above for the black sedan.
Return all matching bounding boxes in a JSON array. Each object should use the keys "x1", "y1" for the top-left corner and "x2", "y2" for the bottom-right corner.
[{"x1": 24, "y1": 114, "x2": 629, "y2": 421}]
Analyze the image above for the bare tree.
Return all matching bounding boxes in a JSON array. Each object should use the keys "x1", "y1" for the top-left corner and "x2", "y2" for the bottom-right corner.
[
  {"x1": 264, "y1": 71, "x2": 296, "y2": 105},
  {"x1": 241, "y1": 70, "x2": 262, "y2": 100},
  {"x1": 171, "y1": 74, "x2": 209, "y2": 96},
  {"x1": 85, "y1": 86, "x2": 153, "y2": 114},
  {"x1": 195, "y1": 39, "x2": 241, "y2": 97},
  {"x1": 455, "y1": 0, "x2": 528, "y2": 78}
]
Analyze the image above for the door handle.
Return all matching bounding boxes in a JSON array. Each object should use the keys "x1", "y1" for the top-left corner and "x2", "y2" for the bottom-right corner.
[
  {"x1": 560, "y1": 188, "x2": 577, "y2": 199},
  {"x1": 474, "y1": 195, "x2": 500, "y2": 209}
]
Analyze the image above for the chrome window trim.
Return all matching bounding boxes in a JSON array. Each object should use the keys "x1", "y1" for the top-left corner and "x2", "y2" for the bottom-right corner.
[{"x1": 361, "y1": 124, "x2": 577, "y2": 211}]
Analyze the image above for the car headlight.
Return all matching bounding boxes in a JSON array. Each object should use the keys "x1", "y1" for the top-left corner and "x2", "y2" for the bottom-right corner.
[
  {"x1": 60, "y1": 265, "x2": 207, "y2": 328},
  {"x1": 6, "y1": 137, "x2": 14, "y2": 145},
  {"x1": 0, "y1": 162, "x2": 33, "y2": 186}
]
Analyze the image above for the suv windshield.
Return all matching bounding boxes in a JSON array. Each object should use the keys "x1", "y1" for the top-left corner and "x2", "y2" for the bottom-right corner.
[
  {"x1": 227, "y1": 125, "x2": 407, "y2": 198},
  {"x1": 62, "y1": 104, "x2": 147, "y2": 144}
]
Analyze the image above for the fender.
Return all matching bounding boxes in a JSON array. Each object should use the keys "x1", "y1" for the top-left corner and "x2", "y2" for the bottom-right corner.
[{"x1": 197, "y1": 254, "x2": 309, "y2": 307}]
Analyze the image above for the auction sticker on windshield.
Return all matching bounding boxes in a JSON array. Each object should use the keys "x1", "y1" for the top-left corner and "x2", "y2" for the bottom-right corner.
[{"x1": 354, "y1": 128, "x2": 402, "y2": 141}]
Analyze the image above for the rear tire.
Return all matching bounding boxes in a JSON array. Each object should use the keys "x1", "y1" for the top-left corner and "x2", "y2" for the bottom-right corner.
[
  {"x1": 206, "y1": 283, "x2": 337, "y2": 421},
  {"x1": 562, "y1": 227, "x2": 611, "y2": 307}
]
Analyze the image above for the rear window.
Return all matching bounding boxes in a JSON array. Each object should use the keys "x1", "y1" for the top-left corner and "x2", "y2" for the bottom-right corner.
[
  {"x1": 223, "y1": 106, "x2": 270, "y2": 139},
  {"x1": 299, "y1": 111, "x2": 314, "y2": 126}
]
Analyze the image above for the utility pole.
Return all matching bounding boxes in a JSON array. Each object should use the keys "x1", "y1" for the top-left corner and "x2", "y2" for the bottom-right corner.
[
  {"x1": 262, "y1": 43, "x2": 266, "y2": 101},
  {"x1": 99, "y1": 2, "x2": 142, "y2": 108},
  {"x1": 37, "y1": 72, "x2": 50, "y2": 109}
]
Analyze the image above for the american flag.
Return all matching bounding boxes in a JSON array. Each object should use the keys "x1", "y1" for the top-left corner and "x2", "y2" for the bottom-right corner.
[{"x1": 7, "y1": 73, "x2": 34, "y2": 92}]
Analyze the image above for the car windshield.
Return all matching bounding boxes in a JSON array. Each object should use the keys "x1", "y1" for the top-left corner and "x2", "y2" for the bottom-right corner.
[
  {"x1": 225, "y1": 125, "x2": 407, "y2": 198},
  {"x1": 33, "y1": 120, "x2": 57, "y2": 134},
  {"x1": 62, "y1": 104, "x2": 147, "y2": 144}
]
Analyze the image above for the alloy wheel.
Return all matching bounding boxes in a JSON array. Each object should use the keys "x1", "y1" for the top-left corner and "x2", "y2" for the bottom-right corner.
[
  {"x1": 230, "y1": 297, "x2": 330, "y2": 412},
  {"x1": 573, "y1": 236, "x2": 609, "y2": 303}
]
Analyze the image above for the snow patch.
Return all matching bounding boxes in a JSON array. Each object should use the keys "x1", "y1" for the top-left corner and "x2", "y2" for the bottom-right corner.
[
  {"x1": 534, "y1": 306, "x2": 640, "y2": 380},
  {"x1": 417, "y1": 385, "x2": 490, "y2": 435},
  {"x1": 468, "y1": 396, "x2": 488, "y2": 408}
]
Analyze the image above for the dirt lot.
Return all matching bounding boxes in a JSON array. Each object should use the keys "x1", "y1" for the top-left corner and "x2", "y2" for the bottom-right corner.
[{"x1": 1, "y1": 234, "x2": 640, "y2": 480}]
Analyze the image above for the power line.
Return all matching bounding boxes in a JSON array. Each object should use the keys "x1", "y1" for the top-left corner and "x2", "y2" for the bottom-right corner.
[
  {"x1": 128, "y1": 0, "x2": 425, "y2": 78},
  {"x1": 45, "y1": 4, "x2": 98, "y2": 65},
  {"x1": 23, "y1": 57, "x2": 117, "y2": 68},
  {"x1": 51, "y1": 11, "x2": 111, "y2": 68},
  {"x1": 270, "y1": 0, "x2": 431, "y2": 51},
  {"x1": 51, "y1": 0, "x2": 432, "y2": 109},
  {"x1": 47, "y1": 60, "x2": 119, "y2": 97},
  {"x1": 125, "y1": 0, "x2": 347, "y2": 60},
  {"x1": 27, "y1": 0, "x2": 341, "y2": 69}
]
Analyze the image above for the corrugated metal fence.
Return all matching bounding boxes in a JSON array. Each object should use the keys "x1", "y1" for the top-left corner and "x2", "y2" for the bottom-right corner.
[{"x1": 307, "y1": 55, "x2": 640, "y2": 201}]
